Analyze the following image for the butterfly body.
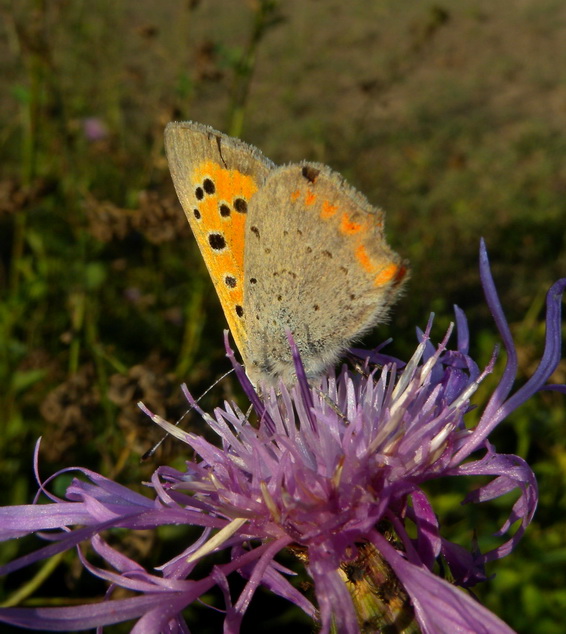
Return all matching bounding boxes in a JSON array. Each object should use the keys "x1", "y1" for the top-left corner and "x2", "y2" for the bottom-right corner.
[{"x1": 165, "y1": 121, "x2": 407, "y2": 385}]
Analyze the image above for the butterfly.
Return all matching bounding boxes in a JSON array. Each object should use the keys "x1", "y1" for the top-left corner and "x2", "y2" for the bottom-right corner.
[{"x1": 165, "y1": 121, "x2": 407, "y2": 385}]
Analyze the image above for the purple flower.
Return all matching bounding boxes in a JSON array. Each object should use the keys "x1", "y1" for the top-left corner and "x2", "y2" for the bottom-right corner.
[
  {"x1": 0, "y1": 242, "x2": 564, "y2": 633},
  {"x1": 82, "y1": 117, "x2": 109, "y2": 142}
]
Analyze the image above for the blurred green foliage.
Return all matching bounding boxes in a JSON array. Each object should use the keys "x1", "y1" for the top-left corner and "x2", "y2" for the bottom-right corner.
[{"x1": 0, "y1": 0, "x2": 564, "y2": 632}]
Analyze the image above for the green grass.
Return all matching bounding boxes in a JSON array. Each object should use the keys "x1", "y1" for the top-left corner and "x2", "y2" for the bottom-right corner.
[{"x1": 0, "y1": 0, "x2": 565, "y2": 631}]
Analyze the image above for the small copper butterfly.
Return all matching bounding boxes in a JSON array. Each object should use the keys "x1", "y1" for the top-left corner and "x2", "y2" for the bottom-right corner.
[{"x1": 165, "y1": 121, "x2": 408, "y2": 385}]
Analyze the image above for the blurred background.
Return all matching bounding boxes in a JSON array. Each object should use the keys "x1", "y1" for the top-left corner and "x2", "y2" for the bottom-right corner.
[{"x1": 0, "y1": 1, "x2": 565, "y2": 632}]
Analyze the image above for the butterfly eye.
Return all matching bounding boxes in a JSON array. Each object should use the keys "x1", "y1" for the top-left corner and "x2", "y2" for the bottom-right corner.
[{"x1": 301, "y1": 165, "x2": 320, "y2": 183}]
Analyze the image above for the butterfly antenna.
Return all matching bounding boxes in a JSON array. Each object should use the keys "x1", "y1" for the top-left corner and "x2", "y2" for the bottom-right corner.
[
  {"x1": 141, "y1": 367, "x2": 235, "y2": 461},
  {"x1": 312, "y1": 385, "x2": 350, "y2": 424}
]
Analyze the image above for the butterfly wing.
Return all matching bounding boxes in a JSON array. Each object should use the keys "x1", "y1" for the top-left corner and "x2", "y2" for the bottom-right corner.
[
  {"x1": 165, "y1": 121, "x2": 274, "y2": 357},
  {"x1": 242, "y1": 162, "x2": 408, "y2": 385}
]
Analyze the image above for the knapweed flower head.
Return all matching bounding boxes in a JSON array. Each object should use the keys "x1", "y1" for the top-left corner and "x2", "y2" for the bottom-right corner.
[
  {"x1": 0, "y1": 242, "x2": 564, "y2": 633},
  {"x1": 81, "y1": 116, "x2": 109, "y2": 142}
]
